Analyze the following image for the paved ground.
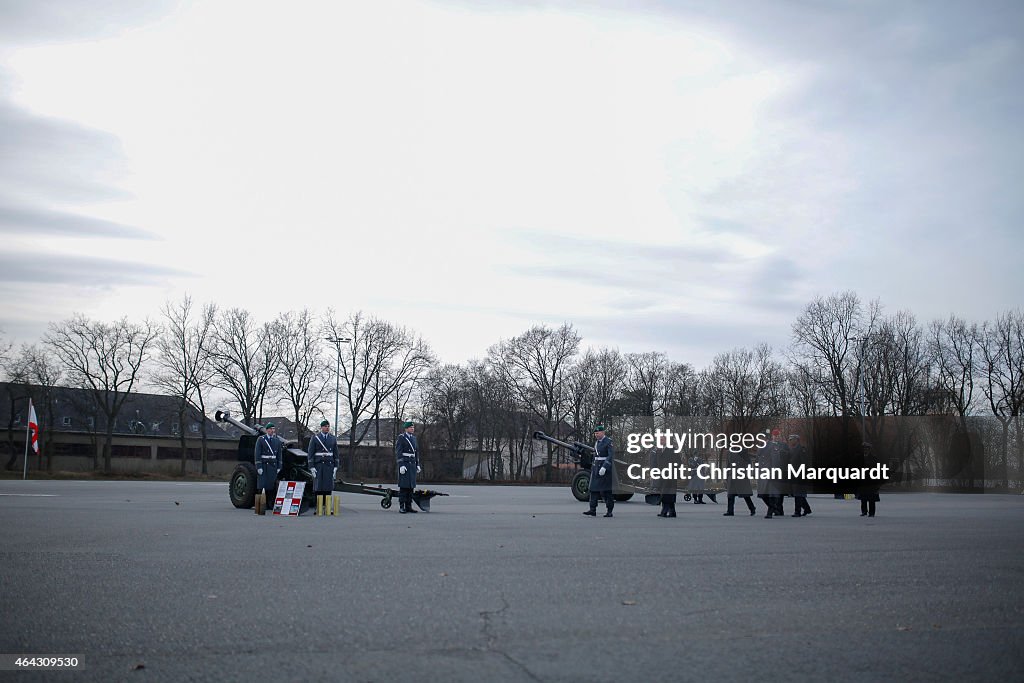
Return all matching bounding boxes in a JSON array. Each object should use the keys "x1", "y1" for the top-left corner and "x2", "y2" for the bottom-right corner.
[{"x1": 1, "y1": 481, "x2": 1022, "y2": 682}]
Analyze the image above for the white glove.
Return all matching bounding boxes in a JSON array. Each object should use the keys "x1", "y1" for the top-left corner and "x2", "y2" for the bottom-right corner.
[
  {"x1": 311, "y1": 468, "x2": 317, "y2": 481},
  {"x1": 257, "y1": 467, "x2": 263, "y2": 475},
  {"x1": 417, "y1": 466, "x2": 422, "y2": 474},
  {"x1": 400, "y1": 465, "x2": 407, "y2": 475},
  {"x1": 333, "y1": 467, "x2": 338, "y2": 480},
  {"x1": 599, "y1": 467, "x2": 606, "y2": 476}
]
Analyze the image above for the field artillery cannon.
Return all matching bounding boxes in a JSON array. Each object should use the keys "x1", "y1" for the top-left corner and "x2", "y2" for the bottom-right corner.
[
  {"x1": 218, "y1": 410, "x2": 447, "y2": 512},
  {"x1": 532, "y1": 431, "x2": 634, "y2": 503}
]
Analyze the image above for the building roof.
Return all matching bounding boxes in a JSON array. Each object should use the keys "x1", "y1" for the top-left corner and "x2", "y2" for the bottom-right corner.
[
  {"x1": 0, "y1": 382, "x2": 233, "y2": 440},
  {"x1": 340, "y1": 417, "x2": 402, "y2": 443}
]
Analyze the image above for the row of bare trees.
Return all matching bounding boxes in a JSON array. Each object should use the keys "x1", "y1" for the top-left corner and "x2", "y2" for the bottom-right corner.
[
  {"x1": 2, "y1": 290, "x2": 1021, "y2": 481},
  {"x1": 417, "y1": 291, "x2": 1023, "y2": 482},
  {"x1": 1, "y1": 299, "x2": 434, "y2": 474}
]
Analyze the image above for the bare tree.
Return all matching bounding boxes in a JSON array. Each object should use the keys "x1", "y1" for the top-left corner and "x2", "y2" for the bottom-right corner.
[
  {"x1": 423, "y1": 364, "x2": 470, "y2": 469},
  {"x1": 787, "y1": 365, "x2": 827, "y2": 419},
  {"x1": 208, "y1": 308, "x2": 280, "y2": 425},
  {"x1": 622, "y1": 351, "x2": 670, "y2": 417},
  {"x1": 927, "y1": 315, "x2": 979, "y2": 426},
  {"x1": 6, "y1": 345, "x2": 64, "y2": 471},
  {"x1": 275, "y1": 309, "x2": 330, "y2": 442},
  {"x1": 861, "y1": 311, "x2": 930, "y2": 417},
  {"x1": 566, "y1": 352, "x2": 597, "y2": 440},
  {"x1": 44, "y1": 315, "x2": 158, "y2": 473},
  {"x1": 978, "y1": 310, "x2": 1024, "y2": 484},
  {"x1": 790, "y1": 291, "x2": 870, "y2": 416},
  {"x1": 487, "y1": 324, "x2": 580, "y2": 479},
  {"x1": 324, "y1": 311, "x2": 434, "y2": 472},
  {"x1": 153, "y1": 296, "x2": 216, "y2": 476},
  {"x1": 663, "y1": 361, "x2": 699, "y2": 417},
  {"x1": 703, "y1": 344, "x2": 786, "y2": 434},
  {"x1": 377, "y1": 331, "x2": 435, "y2": 441}
]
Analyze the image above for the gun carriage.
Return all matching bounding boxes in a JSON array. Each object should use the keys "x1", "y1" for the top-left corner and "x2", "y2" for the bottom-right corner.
[
  {"x1": 531, "y1": 431, "x2": 634, "y2": 502},
  {"x1": 532, "y1": 431, "x2": 723, "y2": 504}
]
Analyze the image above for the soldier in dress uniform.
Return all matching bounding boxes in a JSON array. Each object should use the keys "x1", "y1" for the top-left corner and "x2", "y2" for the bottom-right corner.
[
  {"x1": 307, "y1": 420, "x2": 338, "y2": 506},
  {"x1": 758, "y1": 428, "x2": 788, "y2": 518},
  {"x1": 395, "y1": 421, "x2": 421, "y2": 514},
  {"x1": 584, "y1": 425, "x2": 615, "y2": 518},
  {"x1": 724, "y1": 444, "x2": 757, "y2": 516},
  {"x1": 254, "y1": 422, "x2": 283, "y2": 513},
  {"x1": 788, "y1": 434, "x2": 812, "y2": 517},
  {"x1": 857, "y1": 442, "x2": 881, "y2": 517},
  {"x1": 655, "y1": 448, "x2": 678, "y2": 518}
]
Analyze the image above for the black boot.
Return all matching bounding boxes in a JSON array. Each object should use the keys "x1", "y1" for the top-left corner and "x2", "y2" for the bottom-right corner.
[
  {"x1": 399, "y1": 501, "x2": 407, "y2": 514},
  {"x1": 604, "y1": 499, "x2": 614, "y2": 517},
  {"x1": 583, "y1": 508, "x2": 597, "y2": 516}
]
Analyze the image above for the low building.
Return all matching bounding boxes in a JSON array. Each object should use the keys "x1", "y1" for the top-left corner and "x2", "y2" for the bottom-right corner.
[{"x1": 0, "y1": 382, "x2": 237, "y2": 476}]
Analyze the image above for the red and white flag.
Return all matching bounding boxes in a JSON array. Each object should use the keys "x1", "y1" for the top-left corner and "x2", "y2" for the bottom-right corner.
[{"x1": 27, "y1": 400, "x2": 39, "y2": 454}]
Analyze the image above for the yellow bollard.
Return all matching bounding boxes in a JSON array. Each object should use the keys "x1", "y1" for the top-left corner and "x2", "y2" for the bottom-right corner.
[
  {"x1": 254, "y1": 494, "x2": 264, "y2": 515},
  {"x1": 316, "y1": 495, "x2": 323, "y2": 516},
  {"x1": 333, "y1": 495, "x2": 340, "y2": 516}
]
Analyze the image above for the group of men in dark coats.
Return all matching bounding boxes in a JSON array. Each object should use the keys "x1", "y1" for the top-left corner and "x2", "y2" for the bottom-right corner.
[
  {"x1": 253, "y1": 419, "x2": 339, "y2": 514},
  {"x1": 255, "y1": 417, "x2": 418, "y2": 515},
  {"x1": 748, "y1": 429, "x2": 813, "y2": 519}
]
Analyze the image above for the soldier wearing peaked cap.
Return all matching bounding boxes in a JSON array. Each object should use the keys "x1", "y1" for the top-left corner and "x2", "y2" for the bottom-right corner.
[
  {"x1": 254, "y1": 422, "x2": 283, "y2": 512},
  {"x1": 584, "y1": 425, "x2": 615, "y2": 518},
  {"x1": 395, "y1": 421, "x2": 421, "y2": 514},
  {"x1": 758, "y1": 428, "x2": 789, "y2": 518},
  {"x1": 788, "y1": 434, "x2": 812, "y2": 517},
  {"x1": 307, "y1": 420, "x2": 338, "y2": 501}
]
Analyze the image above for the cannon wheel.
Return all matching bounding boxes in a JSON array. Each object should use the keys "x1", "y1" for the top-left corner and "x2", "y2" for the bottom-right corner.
[
  {"x1": 380, "y1": 496, "x2": 392, "y2": 509},
  {"x1": 683, "y1": 493, "x2": 692, "y2": 501},
  {"x1": 571, "y1": 471, "x2": 590, "y2": 502},
  {"x1": 229, "y1": 463, "x2": 257, "y2": 509},
  {"x1": 613, "y1": 493, "x2": 634, "y2": 502}
]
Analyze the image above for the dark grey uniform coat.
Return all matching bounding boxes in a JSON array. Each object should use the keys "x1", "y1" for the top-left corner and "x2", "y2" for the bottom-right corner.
[
  {"x1": 789, "y1": 444, "x2": 810, "y2": 497},
  {"x1": 758, "y1": 441, "x2": 789, "y2": 496},
  {"x1": 726, "y1": 450, "x2": 755, "y2": 496},
  {"x1": 656, "y1": 450, "x2": 678, "y2": 494},
  {"x1": 254, "y1": 434, "x2": 283, "y2": 491},
  {"x1": 395, "y1": 432, "x2": 419, "y2": 489},
  {"x1": 590, "y1": 436, "x2": 614, "y2": 493},
  {"x1": 307, "y1": 431, "x2": 338, "y2": 492}
]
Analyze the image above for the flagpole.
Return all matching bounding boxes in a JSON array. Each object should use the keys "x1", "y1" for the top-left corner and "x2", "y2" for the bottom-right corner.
[{"x1": 22, "y1": 399, "x2": 31, "y2": 481}]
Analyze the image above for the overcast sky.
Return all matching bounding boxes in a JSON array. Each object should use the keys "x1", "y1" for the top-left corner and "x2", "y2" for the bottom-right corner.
[{"x1": 0, "y1": 0, "x2": 1021, "y2": 366}]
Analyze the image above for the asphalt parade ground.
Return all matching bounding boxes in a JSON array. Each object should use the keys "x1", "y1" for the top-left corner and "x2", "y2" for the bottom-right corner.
[{"x1": 1, "y1": 481, "x2": 1022, "y2": 682}]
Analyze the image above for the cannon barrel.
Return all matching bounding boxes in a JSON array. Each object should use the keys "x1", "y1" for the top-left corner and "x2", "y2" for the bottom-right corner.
[
  {"x1": 215, "y1": 409, "x2": 260, "y2": 437},
  {"x1": 532, "y1": 431, "x2": 596, "y2": 455}
]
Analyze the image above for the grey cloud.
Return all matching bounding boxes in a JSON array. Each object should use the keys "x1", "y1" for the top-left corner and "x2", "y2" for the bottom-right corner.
[
  {"x1": 0, "y1": 252, "x2": 191, "y2": 286},
  {"x1": 0, "y1": 2, "x2": 175, "y2": 245},
  {"x1": 506, "y1": 231, "x2": 807, "y2": 312},
  {"x1": 0, "y1": 101, "x2": 131, "y2": 203},
  {"x1": 0, "y1": 1, "x2": 179, "y2": 45},
  {"x1": 0, "y1": 205, "x2": 157, "y2": 239},
  {"x1": 533, "y1": 308, "x2": 791, "y2": 366}
]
